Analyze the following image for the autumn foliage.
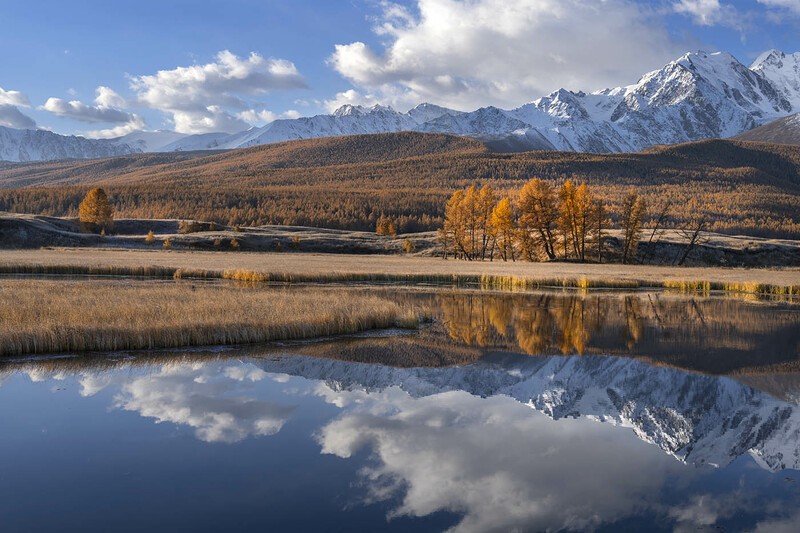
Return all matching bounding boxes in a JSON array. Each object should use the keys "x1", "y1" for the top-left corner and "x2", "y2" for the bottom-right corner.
[
  {"x1": 442, "y1": 179, "x2": 641, "y2": 263},
  {"x1": 78, "y1": 187, "x2": 114, "y2": 233}
]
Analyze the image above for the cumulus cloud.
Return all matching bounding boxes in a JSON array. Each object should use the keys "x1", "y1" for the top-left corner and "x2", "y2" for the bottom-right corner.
[
  {"x1": 0, "y1": 87, "x2": 31, "y2": 107},
  {"x1": 41, "y1": 86, "x2": 134, "y2": 124},
  {"x1": 328, "y1": 0, "x2": 685, "y2": 111},
  {"x1": 323, "y1": 89, "x2": 383, "y2": 113},
  {"x1": 0, "y1": 87, "x2": 36, "y2": 129},
  {"x1": 130, "y1": 50, "x2": 307, "y2": 133},
  {"x1": 0, "y1": 104, "x2": 36, "y2": 129},
  {"x1": 85, "y1": 115, "x2": 147, "y2": 139}
]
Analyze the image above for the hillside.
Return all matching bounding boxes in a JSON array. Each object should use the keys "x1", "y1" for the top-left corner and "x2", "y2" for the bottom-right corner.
[
  {"x1": 734, "y1": 114, "x2": 800, "y2": 145},
  {"x1": 1, "y1": 132, "x2": 799, "y2": 237}
]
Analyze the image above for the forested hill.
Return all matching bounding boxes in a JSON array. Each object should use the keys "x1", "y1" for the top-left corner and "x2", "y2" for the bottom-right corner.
[{"x1": 0, "y1": 132, "x2": 799, "y2": 237}]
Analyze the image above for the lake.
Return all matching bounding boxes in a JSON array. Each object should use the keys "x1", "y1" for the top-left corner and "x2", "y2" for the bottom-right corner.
[{"x1": 1, "y1": 289, "x2": 799, "y2": 532}]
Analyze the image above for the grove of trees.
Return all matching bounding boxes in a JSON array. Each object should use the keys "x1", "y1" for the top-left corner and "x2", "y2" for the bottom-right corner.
[{"x1": 440, "y1": 180, "x2": 647, "y2": 263}]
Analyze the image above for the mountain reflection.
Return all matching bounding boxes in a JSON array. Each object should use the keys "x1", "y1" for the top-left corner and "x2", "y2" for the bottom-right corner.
[{"x1": 3, "y1": 350, "x2": 800, "y2": 531}]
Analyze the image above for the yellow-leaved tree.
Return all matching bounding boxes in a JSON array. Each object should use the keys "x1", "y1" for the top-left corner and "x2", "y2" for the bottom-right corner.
[
  {"x1": 78, "y1": 188, "x2": 114, "y2": 233},
  {"x1": 518, "y1": 178, "x2": 558, "y2": 260},
  {"x1": 491, "y1": 197, "x2": 516, "y2": 261}
]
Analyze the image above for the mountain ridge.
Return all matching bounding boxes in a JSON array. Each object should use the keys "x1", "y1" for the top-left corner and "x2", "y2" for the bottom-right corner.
[{"x1": 2, "y1": 48, "x2": 799, "y2": 162}]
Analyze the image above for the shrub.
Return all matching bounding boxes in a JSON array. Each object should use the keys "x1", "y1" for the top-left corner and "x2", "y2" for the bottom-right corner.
[
  {"x1": 145, "y1": 230, "x2": 156, "y2": 244},
  {"x1": 163, "y1": 238, "x2": 171, "y2": 249},
  {"x1": 403, "y1": 238, "x2": 416, "y2": 254}
]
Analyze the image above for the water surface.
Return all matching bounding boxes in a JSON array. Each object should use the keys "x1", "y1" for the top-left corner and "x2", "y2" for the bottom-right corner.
[{"x1": 1, "y1": 289, "x2": 799, "y2": 532}]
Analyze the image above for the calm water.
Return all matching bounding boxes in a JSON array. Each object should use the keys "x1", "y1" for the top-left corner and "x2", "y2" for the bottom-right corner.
[{"x1": 1, "y1": 289, "x2": 799, "y2": 532}]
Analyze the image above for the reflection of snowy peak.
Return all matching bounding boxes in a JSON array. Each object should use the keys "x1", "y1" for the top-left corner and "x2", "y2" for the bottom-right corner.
[{"x1": 256, "y1": 354, "x2": 800, "y2": 471}]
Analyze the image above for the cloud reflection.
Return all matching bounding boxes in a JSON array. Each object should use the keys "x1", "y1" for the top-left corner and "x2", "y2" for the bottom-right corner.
[{"x1": 317, "y1": 386, "x2": 677, "y2": 533}]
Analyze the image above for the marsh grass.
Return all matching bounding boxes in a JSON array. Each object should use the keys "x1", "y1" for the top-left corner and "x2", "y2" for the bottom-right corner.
[
  {"x1": 0, "y1": 281, "x2": 418, "y2": 357},
  {"x1": 1, "y1": 262, "x2": 798, "y2": 300}
]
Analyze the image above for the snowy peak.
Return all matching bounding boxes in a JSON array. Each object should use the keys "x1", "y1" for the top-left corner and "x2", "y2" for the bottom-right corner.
[
  {"x1": 406, "y1": 102, "x2": 462, "y2": 124},
  {"x1": 751, "y1": 49, "x2": 800, "y2": 111},
  {"x1": 0, "y1": 126, "x2": 141, "y2": 162}
]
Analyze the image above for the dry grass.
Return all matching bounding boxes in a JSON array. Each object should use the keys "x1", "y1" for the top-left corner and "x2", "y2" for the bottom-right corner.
[
  {"x1": 1, "y1": 247, "x2": 799, "y2": 299},
  {"x1": 0, "y1": 281, "x2": 418, "y2": 357}
]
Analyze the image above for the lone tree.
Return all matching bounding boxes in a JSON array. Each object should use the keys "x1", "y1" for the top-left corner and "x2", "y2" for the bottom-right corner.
[{"x1": 78, "y1": 187, "x2": 114, "y2": 233}]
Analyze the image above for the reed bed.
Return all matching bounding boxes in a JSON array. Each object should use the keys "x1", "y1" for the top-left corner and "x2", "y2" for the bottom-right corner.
[
  {"x1": 0, "y1": 281, "x2": 419, "y2": 357},
  {"x1": 1, "y1": 262, "x2": 798, "y2": 300}
]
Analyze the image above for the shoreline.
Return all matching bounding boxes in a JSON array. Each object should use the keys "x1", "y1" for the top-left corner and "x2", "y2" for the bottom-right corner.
[{"x1": 1, "y1": 248, "x2": 798, "y2": 297}]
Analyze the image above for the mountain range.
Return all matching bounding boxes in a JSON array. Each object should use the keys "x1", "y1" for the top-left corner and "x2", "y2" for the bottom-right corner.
[{"x1": 1, "y1": 49, "x2": 799, "y2": 162}]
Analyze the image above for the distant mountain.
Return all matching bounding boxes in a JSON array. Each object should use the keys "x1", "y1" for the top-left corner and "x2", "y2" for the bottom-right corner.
[
  {"x1": 0, "y1": 126, "x2": 140, "y2": 162},
  {"x1": 113, "y1": 130, "x2": 188, "y2": 152},
  {"x1": 734, "y1": 113, "x2": 800, "y2": 145},
  {"x1": 2, "y1": 48, "x2": 800, "y2": 161},
  {"x1": 164, "y1": 50, "x2": 800, "y2": 154}
]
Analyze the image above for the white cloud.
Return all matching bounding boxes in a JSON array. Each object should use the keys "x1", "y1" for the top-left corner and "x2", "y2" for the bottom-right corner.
[
  {"x1": 0, "y1": 87, "x2": 36, "y2": 129},
  {"x1": 673, "y1": 0, "x2": 740, "y2": 27},
  {"x1": 130, "y1": 50, "x2": 307, "y2": 133},
  {"x1": 328, "y1": 0, "x2": 685, "y2": 111},
  {"x1": 323, "y1": 89, "x2": 382, "y2": 113},
  {"x1": 41, "y1": 86, "x2": 135, "y2": 124},
  {"x1": 0, "y1": 104, "x2": 36, "y2": 129},
  {"x1": 757, "y1": 0, "x2": 800, "y2": 15},
  {"x1": 85, "y1": 115, "x2": 146, "y2": 139},
  {"x1": 0, "y1": 87, "x2": 31, "y2": 107}
]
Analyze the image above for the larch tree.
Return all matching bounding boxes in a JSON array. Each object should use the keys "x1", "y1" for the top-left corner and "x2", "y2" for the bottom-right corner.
[
  {"x1": 491, "y1": 197, "x2": 517, "y2": 262},
  {"x1": 518, "y1": 178, "x2": 558, "y2": 260},
  {"x1": 620, "y1": 189, "x2": 647, "y2": 264},
  {"x1": 78, "y1": 187, "x2": 114, "y2": 233}
]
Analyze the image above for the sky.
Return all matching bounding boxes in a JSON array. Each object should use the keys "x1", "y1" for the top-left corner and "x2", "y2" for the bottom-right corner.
[{"x1": 1, "y1": 0, "x2": 799, "y2": 138}]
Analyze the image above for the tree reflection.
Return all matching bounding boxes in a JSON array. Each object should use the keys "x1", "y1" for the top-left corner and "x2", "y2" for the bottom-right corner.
[{"x1": 435, "y1": 291, "x2": 800, "y2": 374}]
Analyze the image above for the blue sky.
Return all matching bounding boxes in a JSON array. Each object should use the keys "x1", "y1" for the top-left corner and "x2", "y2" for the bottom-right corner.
[{"x1": 1, "y1": 0, "x2": 798, "y2": 137}]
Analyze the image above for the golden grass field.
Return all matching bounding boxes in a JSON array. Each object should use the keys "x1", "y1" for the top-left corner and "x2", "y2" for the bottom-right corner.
[
  {"x1": 1, "y1": 248, "x2": 799, "y2": 295},
  {"x1": 0, "y1": 280, "x2": 417, "y2": 357}
]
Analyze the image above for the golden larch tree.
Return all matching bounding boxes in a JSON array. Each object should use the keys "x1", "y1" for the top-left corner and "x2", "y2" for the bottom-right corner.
[
  {"x1": 518, "y1": 178, "x2": 558, "y2": 260},
  {"x1": 78, "y1": 188, "x2": 114, "y2": 233},
  {"x1": 490, "y1": 197, "x2": 516, "y2": 261}
]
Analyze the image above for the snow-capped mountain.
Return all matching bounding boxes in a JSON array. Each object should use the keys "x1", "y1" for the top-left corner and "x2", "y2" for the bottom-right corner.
[
  {"x1": 3, "y1": 49, "x2": 800, "y2": 161},
  {"x1": 0, "y1": 126, "x2": 141, "y2": 162},
  {"x1": 254, "y1": 353, "x2": 800, "y2": 472},
  {"x1": 147, "y1": 49, "x2": 800, "y2": 154}
]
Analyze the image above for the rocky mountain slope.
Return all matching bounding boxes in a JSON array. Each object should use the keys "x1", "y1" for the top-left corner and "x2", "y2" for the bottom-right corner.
[{"x1": 734, "y1": 113, "x2": 800, "y2": 145}]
